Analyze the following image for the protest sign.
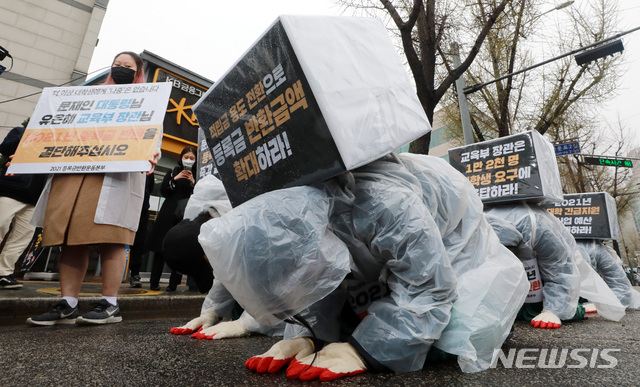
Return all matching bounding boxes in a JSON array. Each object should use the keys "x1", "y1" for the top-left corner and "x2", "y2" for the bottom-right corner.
[
  {"x1": 7, "y1": 82, "x2": 172, "y2": 174},
  {"x1": 196, "y1": 127, "x2": 215, "y2": 180},
  {"x1": 448, "y1": 130, "x2": 563, "y2": 203},
  {"x1": 541, "y1": 192, "x2": 620, "y2": 240}
]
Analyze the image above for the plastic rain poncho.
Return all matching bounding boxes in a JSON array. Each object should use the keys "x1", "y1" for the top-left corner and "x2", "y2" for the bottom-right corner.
[
  {"x1": 183, "y1": 175, "x2": 283, "y2": 337},
  {"x1": 199, "y1": 185, "x2": 352, "y2": 326},
  {"x1": 397, "y1": 154, "x2": 529, "y2": 373},
  {"x1": 325, "y1": 155, "x2": 459, "y2": 373},
  {"x1": 199, "y1": 154, "x2": 529, "y2": 374},
  {"x1": 575, "y1": 239, "x2": 640, "y2": 309},
  {"x1": 199, "y1": 279, "x2": 284, "y2": 336},
  {"x1": 485, "y1": 204, "x2": 625, "y2": 321}
]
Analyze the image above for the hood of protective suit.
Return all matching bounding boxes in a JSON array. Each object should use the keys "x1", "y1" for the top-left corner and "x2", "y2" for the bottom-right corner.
[
  {"x1": 198, "y1": 185, "x2": 352, "y2": 326},
  {"x1": 184, "y1": 174, "x2": 233, "y2": 220}
]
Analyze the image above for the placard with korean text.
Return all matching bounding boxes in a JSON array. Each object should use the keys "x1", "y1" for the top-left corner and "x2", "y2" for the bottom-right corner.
[
  {"x1": 541, "y1": 192, "x2": 619, "y2": 239},
  {"x1": 7, "y1": 83, "x2": 172, "y2": 174},
  {"x1": 448, "y1": 132, "x2": 546, "y2": 203},
  {"x1": 193, "y1": 20, "x2": 344, "y2": 206}
]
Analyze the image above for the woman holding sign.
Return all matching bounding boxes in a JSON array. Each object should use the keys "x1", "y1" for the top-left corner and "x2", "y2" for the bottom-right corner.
[{"x1": 27, "y1": 51, "x2": 158, "y2": 326}]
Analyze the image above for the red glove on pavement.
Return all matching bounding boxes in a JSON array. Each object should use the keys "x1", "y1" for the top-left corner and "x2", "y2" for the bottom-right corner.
[
  {"x1": 191, "y1": 320, "x2": 249, "y2": 340},
  {"x1": 286, "y1": 342, "x2": 367, "y2": 381},
  {"x1": 245, "y1": 337, "x2": 315, "y2": 373},
  {"x1": 583, "y1": 303, "x2": 597, "y2": 314},
  {"x1": 531, "y1": 310, "x2": 562, "y2": 329},
  {"x1": 169, "y1": 310, "x2": 219, "y2": 335}
]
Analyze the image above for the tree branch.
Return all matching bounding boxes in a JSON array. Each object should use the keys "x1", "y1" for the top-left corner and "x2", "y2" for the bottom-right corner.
[{"x1": 436, "y1": 0, "x2": 511, "y2": 101}]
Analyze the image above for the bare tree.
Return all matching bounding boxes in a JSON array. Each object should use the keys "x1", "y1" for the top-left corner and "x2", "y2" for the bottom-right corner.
[
  {"x1": 548, "y1": 116, "x2": 639, "y2": 264},
  {"x1": 551, "y1": 116, "x2": 637, "y2": 215},
  {"x1": 619, "y1": 216, "x2": 640, "y2": 268},
  {"x1": 338, "y1": 0, "x2": 511, "y2": 154},
  {"x1": 450, "y1": 0, "x2": 623, "y2": 141}
]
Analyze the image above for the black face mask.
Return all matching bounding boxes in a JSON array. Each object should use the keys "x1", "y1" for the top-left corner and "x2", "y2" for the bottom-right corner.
[{"x1": 110, "y1": 66, "x2": 136, "y2": 84}]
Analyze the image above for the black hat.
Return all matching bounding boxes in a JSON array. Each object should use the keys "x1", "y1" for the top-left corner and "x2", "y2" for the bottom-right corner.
[{"x1": 163, "y1": 212, "x2": 213, "y2": 293}]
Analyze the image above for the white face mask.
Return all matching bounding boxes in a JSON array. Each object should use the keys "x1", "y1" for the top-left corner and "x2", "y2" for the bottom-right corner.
[{"x1": 182, "y1": 158, "x2": 195, "y2": 167}]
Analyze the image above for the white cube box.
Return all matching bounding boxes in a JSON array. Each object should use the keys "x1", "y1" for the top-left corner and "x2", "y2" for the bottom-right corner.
[{"x1": 193, "y1": 15, "x2": 430, "y2": 206}]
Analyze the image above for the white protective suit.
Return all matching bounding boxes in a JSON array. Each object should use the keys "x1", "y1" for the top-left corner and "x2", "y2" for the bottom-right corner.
[
  {"x1": 199, "y1": 154, "x2": 528, "y2": 374},
  {"x1": 575, "y1": 239, "x2": 640, "y2": 310},
  {"x1": 485, "y1": 203, "x2": 625, "y2": 321},
  {"x1": 183, "y1": 174, "x2": 233, "y2": 221}
]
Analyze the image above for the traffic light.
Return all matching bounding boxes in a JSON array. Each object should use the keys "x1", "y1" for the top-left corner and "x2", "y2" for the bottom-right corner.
[
  {"x1": 0, "y1": 45, "x2": 11, "y2": 75},
  {"x1": 574, "y1": 39, "x2": 624, "y2": 66},
  {"x1": 0, "y1": 46, "x2": 9, "y2": 61}
]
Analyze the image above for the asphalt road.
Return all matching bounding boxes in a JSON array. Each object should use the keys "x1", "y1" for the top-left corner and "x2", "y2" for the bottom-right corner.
[{"x1": 1, "y1": 311, "x2": 639, "y2": 386}]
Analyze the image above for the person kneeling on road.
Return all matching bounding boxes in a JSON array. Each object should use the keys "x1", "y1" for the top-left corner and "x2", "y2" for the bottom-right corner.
[{"x1": 163, "y1": 209, "x2": 284, "y2": 340}]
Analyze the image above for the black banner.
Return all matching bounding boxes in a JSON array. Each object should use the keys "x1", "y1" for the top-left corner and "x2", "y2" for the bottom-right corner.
[
  {"x1": 16, "y1": 228, "x2": 45, "y2": 272},
  {"x1": 448, "y1": 132, "x2": 543, "y2": 203},
  {"x1": 193, "y1": 20, "x2": 344, "y2": 207},
  {"x1": 196, "y1": 127, "x2": 215, "y2": 180},
  {"x1": 541, "y1": 193, "x2": 617, "y2": 239}
]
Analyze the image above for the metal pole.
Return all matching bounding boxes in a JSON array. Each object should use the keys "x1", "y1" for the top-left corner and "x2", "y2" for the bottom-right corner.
[
  {"x1": 452, "y1": 43, "x2": 474, "y2": 145},
  {"x1": 464, "y1": 25, "x2": 640, "y2": 94}
]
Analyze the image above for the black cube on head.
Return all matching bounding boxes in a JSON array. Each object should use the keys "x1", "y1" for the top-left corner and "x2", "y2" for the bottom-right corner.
[
  {"x1": 541, "y1": 192, "x2": 620, "y2": 240},
  {"x1": 448, "y1": 130, "x2": 562, "y2": 204}
]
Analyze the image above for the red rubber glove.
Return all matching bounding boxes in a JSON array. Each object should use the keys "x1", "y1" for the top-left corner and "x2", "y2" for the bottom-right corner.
[
  {"x1": 191, "y1": 320, "x2": 249, "y2": 340},
  {"x1": 531, "y1": 310, "x2": 562, "y2": 329},
  {"x1": 169, "y1": 310, "x2": 219, "y2": 335},
  {"x1": 583, "y1": 303, "x2": 597, "y2": 314},
  {"x1": 286, "y1": 342, "x2": 367, "y2": 381},
  {"x1": 245, "y1": 338, "x2": 315, "y2": 373}
]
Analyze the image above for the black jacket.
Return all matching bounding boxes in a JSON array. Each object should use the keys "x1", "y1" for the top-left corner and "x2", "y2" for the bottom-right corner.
[
  {"x1": 148, "y1": 165, "x2": 194, "y2": 252},
  {"x1": 0, "y1": 127, "x2": 47, "y2": 205}
]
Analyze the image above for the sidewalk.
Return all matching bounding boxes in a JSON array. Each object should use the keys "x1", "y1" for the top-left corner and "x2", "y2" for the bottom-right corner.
[{"x1": 0, "y1": 278, "x2": 205, "y2": 327}]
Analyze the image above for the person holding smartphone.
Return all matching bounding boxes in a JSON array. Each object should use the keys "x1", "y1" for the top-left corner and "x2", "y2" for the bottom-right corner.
[{"x1": 148, "y1": 146, "x2": 196, "y2": 291}]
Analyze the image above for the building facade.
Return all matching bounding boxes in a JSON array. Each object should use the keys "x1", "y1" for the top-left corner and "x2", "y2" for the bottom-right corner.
[{"x1": 0, "y1": 0, "x2": 108, "y2": 139}]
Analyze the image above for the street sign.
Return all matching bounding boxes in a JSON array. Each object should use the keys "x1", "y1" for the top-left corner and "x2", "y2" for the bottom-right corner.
[
  {"x1": 554, "y1": 141, "x2": 580, "y2": 156},
  {"x1": 582, "y1": 156, "x2": 633, "y2": 168}
]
